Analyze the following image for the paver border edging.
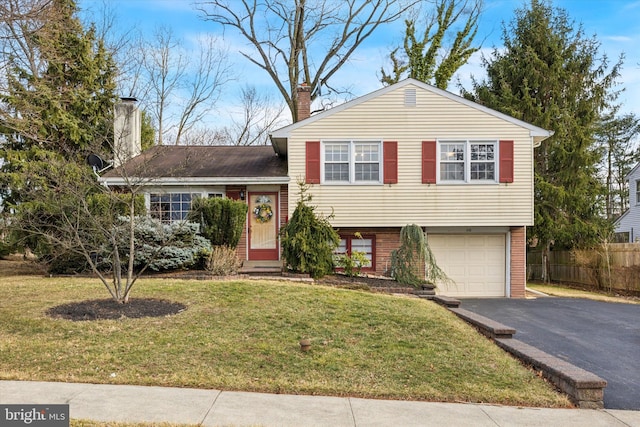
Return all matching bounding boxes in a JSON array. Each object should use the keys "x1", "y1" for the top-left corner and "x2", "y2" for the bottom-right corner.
[{"x1": 433, "y1": 297, "x2": 607, "y2": 409}]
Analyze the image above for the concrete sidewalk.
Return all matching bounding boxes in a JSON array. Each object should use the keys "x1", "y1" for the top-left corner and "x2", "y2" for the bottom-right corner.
[{"x1": 2, "y1": 381, "x2": 639, "y2": 426}]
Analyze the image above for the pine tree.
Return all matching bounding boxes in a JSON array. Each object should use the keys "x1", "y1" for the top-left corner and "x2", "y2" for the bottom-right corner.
[
  {"x1": 279, "y1": 181, "x2": 340, "y2": 279},
  {"x1": 0, "y1": 0, "x2": 118, "y2": 205},
  {"x1": 464, "y1": 0, "x2": 621, "y2": 255}
]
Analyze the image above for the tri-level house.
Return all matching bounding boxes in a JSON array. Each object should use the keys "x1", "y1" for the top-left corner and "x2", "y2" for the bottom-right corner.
[
  {"x1": 614, "y1": 162, "x2": 640, "y2": 242},
  {"x1": 102, "y1": 78, "x2": 552, "y2": 298}
]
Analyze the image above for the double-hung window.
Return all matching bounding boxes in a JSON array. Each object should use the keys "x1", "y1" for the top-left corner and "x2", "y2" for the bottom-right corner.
[
  {"x1": 324, "y1": 143, "x2": 350, "y2": 181},
  {"x1": 438, "y1": 140, "x2": 497, "y2": 183},
  {"x1": 323, "y1": 141, "x2": 381, "y2": 183},
  {"x1": 636, "y1": 180, "x2": 640, "y2": 205}
]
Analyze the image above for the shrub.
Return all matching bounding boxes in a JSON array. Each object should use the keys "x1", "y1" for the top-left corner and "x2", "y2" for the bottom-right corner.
[
  {"x1": 391, "y1": 224, "x2": 451, "y2": 287},
  {"x1": 0, "y1": 242, "x2": 10, "y2": 259},
  {"x1": 206, "y1": 245, "x2": 242, "y2": 275},
  {"x1": 45, "y1": 251, "x2": 91, "y2": 274},
  {"x1": 280, "y1": 182, "x2": 340, "y2": 279},
  {"x1": 0, "y1": 233, "x2": 13, "y2": 259},
  {"x1": 188, "y1": 197, "x2": 247, "y2": 248},
  {"x1": 87, "y1": 193, "x2": 146, "y2": 217},
  {"x1": 337, "y1": 250, "x2": 370, "y2": 277},
  {"x1": 104, "y1": 216, "x2": 212, "y2": 272}
]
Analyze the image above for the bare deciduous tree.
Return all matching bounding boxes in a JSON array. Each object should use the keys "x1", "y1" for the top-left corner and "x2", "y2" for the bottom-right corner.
[
  {"x1": 112, "y1": 25, "x2": 232, "y2": 146},
  {"x1": 139, "y1": 28, "x2": 232, "y2": 145},
  {"x1": 6, "y1": 128, "x2": 207, "y2": 304},
  {"x1": 142, "y1": 26, "x2": 183, "y2": 146},
  {"x1": 218, "y1": 85, "x2": 286, "y2": 145},
  {"x1": 197, "y1": 0, "x2": 415, "y2": 122},
  {"x1": 0, "y1": 0, "x2": 52, "y2": 77},
  {"x1": 178, "y1": 127, "x2": 226, "y2": 146}
]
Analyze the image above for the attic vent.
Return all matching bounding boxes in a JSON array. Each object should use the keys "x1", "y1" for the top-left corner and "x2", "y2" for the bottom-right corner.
[{"x1": 404, "y1": 88, "x2": 416, "y2": 107}]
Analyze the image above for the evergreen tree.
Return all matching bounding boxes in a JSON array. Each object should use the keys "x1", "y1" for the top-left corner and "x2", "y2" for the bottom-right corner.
[
  {"x1": 140, "y1": 110, "x2": 156, "y2": 151},
  {"x1": 464, "y1": 0, "x2": 621, "y2": 255},
  {"x1": 279, "y1": 182, "x2": 340, "y2": 279},
  {"x1": 0, "y1": 0, "x2": 118, "y2": 205},
  {"x1": 187, "y1": 197, "x2": 248, "y2": 248},
  {"x1": 381, "y1": 0, "x2": 481, "y2": 89},
  {"x1": 596, "y1": 111, "x2": 640, "y2": 219}
]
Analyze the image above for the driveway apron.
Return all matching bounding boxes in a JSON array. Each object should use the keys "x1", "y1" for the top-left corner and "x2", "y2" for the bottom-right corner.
[{"x1": 459, "y1": 297, "x2": 640, "y2": 410}]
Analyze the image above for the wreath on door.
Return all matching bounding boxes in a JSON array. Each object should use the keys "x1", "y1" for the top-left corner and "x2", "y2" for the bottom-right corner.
[{"x1": 253, "y1": 203, "x2": 273, "y2": 223}]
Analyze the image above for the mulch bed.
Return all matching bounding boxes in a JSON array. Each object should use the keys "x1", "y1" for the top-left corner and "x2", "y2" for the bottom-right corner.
[
  {"x1": 46, "y1": 298, "x2": 186, "y2": 321},
  {"x1": 316, "y1": 274, "x2": 420, "y2": 293}
]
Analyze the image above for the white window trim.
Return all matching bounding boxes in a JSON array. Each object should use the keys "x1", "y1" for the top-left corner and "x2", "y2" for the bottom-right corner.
[
  {"x1": 148, "y1": 192, "x2": 200, "y2": 223},
  {"x1": 320, "y1": 140, "x2": 383, "y2": 185},
  {"x1": 145, "y1": 187, "x2": 226, "y2": 223},
  {"x1": 436, "y1": 139, "x2": 499, "y2": 184},
  {"x1": 635, "y1": 180, "x2": 640, "y2": 205}
]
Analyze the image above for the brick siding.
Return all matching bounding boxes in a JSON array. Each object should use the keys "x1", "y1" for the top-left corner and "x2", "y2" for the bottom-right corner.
[
  {"x1": 337, "y1": 227, "x2": 401, "y2": 276},
  {"x1": 510, "y1": 226, "x2": 526, "y2": 298}
]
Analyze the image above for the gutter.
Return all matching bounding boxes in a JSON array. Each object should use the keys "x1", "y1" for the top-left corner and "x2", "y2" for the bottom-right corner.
[{"x1": 99, "y1": 176, "x2": 290, "y2": 187}]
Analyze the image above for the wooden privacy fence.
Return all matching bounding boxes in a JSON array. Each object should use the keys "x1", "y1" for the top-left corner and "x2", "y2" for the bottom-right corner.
[{"x1": 527, "y1": 243, "x2": 640, "y2": 293}]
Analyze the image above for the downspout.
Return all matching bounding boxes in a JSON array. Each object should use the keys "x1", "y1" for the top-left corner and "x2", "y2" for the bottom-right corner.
[{"x1": 506, "y1": 231, "x2": 511, "y2": 297}]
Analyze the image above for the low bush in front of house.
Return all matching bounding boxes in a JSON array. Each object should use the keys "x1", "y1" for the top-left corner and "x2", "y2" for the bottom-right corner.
[
  {"x1": 188, "y1": 197, "x2": 247, "y2": 248},
  {"x1": 39, "y1": 215, "x2": 212, "y2": 274},
  {"x1": 110, "y1": 216, "x2": 212, "y2": 272},
  {"x1": 205, "y1": 245, "x2": 242, "y2": 275},
  {"x1": 43, "y1": 216, "x2": 213, "y2": 274}
]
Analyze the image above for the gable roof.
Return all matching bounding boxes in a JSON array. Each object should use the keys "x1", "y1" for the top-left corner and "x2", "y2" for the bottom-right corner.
[
  {"x1": 100, "y1": 145, "x2": 288, "y2": 186},
  {"x1": 625, "y1": 162, "x2": 640, "y2": 181},
  {"x1": 270, "y1": 78, "x2": 553, "y2": 156}
]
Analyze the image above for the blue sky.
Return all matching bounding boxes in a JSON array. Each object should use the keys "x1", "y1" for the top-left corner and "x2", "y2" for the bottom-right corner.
[{"x1": 78, "y1": 0, "x2": 640, "y2": 125}]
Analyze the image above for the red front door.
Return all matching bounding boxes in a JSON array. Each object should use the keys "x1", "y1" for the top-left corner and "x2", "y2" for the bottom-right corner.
[{"x1": 248, "y1": 192, "x2": 279, "y2": 260}]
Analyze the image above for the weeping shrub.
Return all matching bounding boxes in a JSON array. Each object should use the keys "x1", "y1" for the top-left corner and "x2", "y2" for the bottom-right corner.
[
  {"x1": 187, "y1": 197, "x2": 247, "y2": 248},
  {"x1": 391, "y1": 224, "x2": 451, "y2": 287},
  {"x1": 280, "y1": 182, "x2": 340, "y2": 279}
]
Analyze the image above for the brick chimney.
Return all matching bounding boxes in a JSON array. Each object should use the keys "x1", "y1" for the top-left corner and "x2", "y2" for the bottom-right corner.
[
  {"x1": 113, "y1": 97, "x2": 142, "y2": 167},
  {"x1": 296, "y1": 82, "x2": 311, "y2": 122}
]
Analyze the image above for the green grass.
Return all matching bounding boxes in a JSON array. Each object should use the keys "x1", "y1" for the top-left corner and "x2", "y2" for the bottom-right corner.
[
  {"x1": 0, "y1": 272, "x2": 570, "y2": 408},
  {"x1": 528, "y1": 282, "x2": 640, "y2": 304}
]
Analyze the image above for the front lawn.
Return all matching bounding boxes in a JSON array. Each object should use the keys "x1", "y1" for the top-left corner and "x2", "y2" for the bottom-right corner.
[
  {"x1": 0, "y1": 270, "x2": 570, "y2": 407},
  {"x1": 528, "y1": 282, "x2": 640, "y2": 304}
]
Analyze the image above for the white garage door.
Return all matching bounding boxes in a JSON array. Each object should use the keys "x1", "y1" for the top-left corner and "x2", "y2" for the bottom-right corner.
[{"x1": 428, "y1": 234, "x2": 506, "y2": 297}]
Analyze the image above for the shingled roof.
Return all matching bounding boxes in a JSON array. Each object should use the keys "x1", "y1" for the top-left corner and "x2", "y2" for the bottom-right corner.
[{"x1": 101, "y1": 145, "x2": 287, "y2": 183}]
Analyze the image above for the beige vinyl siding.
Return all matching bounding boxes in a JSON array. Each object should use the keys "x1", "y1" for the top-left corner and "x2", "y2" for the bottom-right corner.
[{"x1": 288, "y1": 83, "x2": 535, "y2": 227}]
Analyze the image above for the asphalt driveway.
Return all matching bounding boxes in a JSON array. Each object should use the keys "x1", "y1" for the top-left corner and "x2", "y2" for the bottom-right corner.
[{"x1": 459, "y1": 297, "x2": 640, "y2": 410}]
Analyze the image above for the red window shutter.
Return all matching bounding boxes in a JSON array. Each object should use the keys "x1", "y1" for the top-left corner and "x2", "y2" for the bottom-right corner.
[
  {"x1": 499, "y1": 140, "x2": 514, "y2": 183},
  {"x1": 422, "y1": 141, "x2": 437, "y2": 184},
  {"x1": 383, "y1": 141, "x2": 398, "y2": 184},
  {"x1": 305, "y1": 141, "x2": 321, "y2": 184}
]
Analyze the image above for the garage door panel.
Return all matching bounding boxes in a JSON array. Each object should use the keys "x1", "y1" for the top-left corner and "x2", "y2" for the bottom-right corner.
[{"x1": 428, "y1": 234, "x2": 506, "y2": 297}]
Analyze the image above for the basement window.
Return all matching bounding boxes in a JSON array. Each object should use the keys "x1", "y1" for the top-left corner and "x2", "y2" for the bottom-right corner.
[{"x1": 334, "y1": 234, "x2": 375, "y2": 270}]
